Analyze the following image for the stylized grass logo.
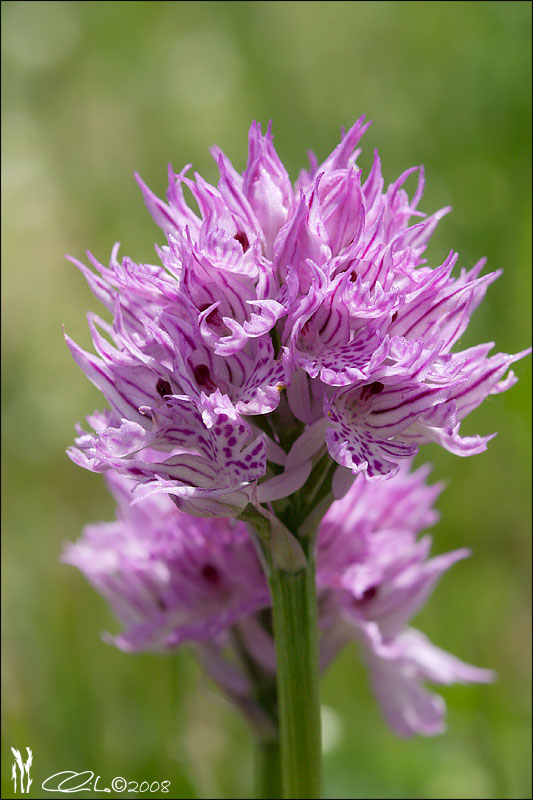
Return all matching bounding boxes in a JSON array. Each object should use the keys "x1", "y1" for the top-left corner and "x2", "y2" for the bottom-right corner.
[{"x1": 11, "y1": 748, "x2": 33, "y2": 794}]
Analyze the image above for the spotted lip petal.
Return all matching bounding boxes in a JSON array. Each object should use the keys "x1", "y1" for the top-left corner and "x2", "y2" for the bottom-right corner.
[
  {"x1": 325, "y1": 380, "x2": 454, "y2": 478},
  {"x1": 68, "y1": 394, "x2": 266, "y2": 518}
]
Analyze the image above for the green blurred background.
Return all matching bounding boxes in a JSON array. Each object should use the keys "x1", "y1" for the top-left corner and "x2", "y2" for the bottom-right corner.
[{"x1": 1, "y1": 1, "x2": 531, "y2": 797}]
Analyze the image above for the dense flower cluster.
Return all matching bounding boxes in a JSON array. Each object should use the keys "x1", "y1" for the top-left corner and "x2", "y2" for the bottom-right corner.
[
  {"x1": 64, "y1": 462, "x2": 493, "y2": 737},
  {"x1": 66, "y1": 118, "x2": 527, "y2": 517}
]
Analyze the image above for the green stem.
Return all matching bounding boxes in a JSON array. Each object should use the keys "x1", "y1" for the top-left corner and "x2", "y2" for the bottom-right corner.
[
  {"x1": 267, "y1": 546, "x2": 322, "y2": 799},
  {"x1": 255, "y1": 737, "x2": 283, "y2": 800}
]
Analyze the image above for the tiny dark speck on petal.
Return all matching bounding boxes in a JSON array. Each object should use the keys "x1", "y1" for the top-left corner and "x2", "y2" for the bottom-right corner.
[
  {"x1": 156, "y1": 378, "x2": 172, "y2": 398},
  {"x1": 199, "y1": 303, "x2": 223, "y2": 327},
  {"x1": 361, "y1": 586, "x2": 378, "y2": 602},
  {"x1": 360, "y1": 381, "x2": 385, "y2": 402},
  {"x1": 201, "y1": 563, "x2": 221, "y2": 586},
  {"x1": 193, "y1": 364, "x2": 216, "y2": 392},
  {"x1": 234, "y1": 230, "x2": 250, "y2": 252}
]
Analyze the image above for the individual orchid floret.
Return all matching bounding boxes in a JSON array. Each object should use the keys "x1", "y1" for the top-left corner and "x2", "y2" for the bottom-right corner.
[
  {"x1": 325, "y1": 380, "x2": 451, "y2": 479},
  {"x1": 318, "y1": 461, "x2": 495, "y2": 736},
  {"x1": 325, "y1": 340, "x2": 529, "y2": 479},
  {"x1": 68, "y1": 394, "x2": 266, "y2": 518},
  {"x1": 63, "y1": 472, "x2": 270, "y2": 652}
]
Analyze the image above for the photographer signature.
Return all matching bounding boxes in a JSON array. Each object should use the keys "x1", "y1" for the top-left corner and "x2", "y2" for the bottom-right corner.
[{"x1": 41, "y1": 771, "x2": 171, "y2": 793}]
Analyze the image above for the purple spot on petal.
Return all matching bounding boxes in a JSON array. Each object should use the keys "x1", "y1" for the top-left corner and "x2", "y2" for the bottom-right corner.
[
  {"x1": 193, "y1": 364, "x2": 216, "y2": 392},
  {"x1": 361, "y1": 586, "x2": 378, "y2": 602},
  {"x1": 360, "y1": 381, "x2": 385, "y2": 401},
  {"x1": 156, "y1": 378, "x2": 172, "y2": 398},
  {"x1": 234, "y1": 230, "x2": 250, "y2": 252},
  {"x1": 199, "y1": 303, "x2": 223, "y2": 327},
  {"x1": 201, "y1": 563, "x2": 221, "y2": 586}
]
